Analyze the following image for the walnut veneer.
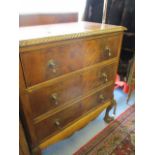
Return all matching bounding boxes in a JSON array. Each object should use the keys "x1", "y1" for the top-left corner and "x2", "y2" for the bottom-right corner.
[{"x1": 19, "y1": 21, "x2": 126, "y2": 155}]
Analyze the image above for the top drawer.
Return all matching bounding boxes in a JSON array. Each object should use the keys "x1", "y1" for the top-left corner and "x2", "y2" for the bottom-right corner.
[{"x1": 20, "y1": 33, "x2": 122, "y2": 87}]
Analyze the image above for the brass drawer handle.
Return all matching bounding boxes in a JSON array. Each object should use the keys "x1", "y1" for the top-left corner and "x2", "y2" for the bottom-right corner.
[
  {"x1": 105, "y1": 47, "x2": 112, "y2": 57},
  {"x1": 99, "y1": 94, "x2": 105, "y2": 101},
  {"x1": 102, "y1": 73, "x2": 108, "y2": 82},
  {"x1": 49, "y1": 93, "x2": 58, "y2": 105},
  {"x1": 47, "y1": 59, "x2": 57, "y2": 73},
  {"x1": 54, "y1": 119, "x2": 61, "y2": 126}
]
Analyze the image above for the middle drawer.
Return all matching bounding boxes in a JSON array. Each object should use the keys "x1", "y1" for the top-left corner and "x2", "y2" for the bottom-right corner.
[{"x1": 28, "y1": 62, "x2": 117, "y2": 118}]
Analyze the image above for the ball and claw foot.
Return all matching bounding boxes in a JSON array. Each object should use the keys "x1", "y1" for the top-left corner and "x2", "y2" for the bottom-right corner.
[{"x1": 104, "y1": 115, "x2": 115, "y2": 123}]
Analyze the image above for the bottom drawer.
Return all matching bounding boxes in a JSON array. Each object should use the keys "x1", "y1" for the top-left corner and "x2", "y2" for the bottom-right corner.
[{"x1": 34, "y1": 85, "x2": 113, "y2": 142}]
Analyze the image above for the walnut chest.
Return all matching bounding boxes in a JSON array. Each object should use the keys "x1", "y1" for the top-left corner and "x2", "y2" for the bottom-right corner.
[{"x1": 19, "y1": 22, "x2": 126, "y2": 155}]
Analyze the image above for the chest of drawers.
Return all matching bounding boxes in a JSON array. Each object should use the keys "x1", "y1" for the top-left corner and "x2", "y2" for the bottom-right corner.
[{"x1": 19, "y1": 22, "x2": 126, "y2": 155}]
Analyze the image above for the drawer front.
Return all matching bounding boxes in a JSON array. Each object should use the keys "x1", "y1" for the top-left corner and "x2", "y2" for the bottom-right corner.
[
  {"x1": 20, "y1": 34, "x2": 122, "y2": 86},
  {"x1": 29, "y1": 63, "x2": 117, "y2": 118},
  {"x1": 34, "y1": 85, "x2": 113, "y2": 142}
]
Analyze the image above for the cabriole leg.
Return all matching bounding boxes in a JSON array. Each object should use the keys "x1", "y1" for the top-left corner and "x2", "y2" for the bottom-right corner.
[{"x1": 104, "y1": 98, "x2": 117, "y2": 123}]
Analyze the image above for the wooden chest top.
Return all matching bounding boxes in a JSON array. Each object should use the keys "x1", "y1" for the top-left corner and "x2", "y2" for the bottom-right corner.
[{"x1": 19, "y1": 21, "x2": 126, "y2": 47}]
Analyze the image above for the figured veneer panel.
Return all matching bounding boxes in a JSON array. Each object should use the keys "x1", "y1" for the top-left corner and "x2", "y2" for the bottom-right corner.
[
  {"x1": 34, "y1": 85, "x2": 113, "y2": 142},
  {"x1": 28, "y1": 62, "x2": 117, "y2": 118},
  {"x1": 20, "y1": 34, "x2": 121, "y2": 87}
]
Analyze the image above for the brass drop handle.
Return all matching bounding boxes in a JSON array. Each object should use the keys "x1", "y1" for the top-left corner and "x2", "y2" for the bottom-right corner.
[
  {"x1": 105, "y1": 47, "x2": 112, "y2": 57},
  {"x1": 99, "y1": 94, "x2": 105, "y2": 101},
  {"x1": 47, "y1": 59, "x2": 57, "y2": 73},
  {"x1": 55, "y1": 120, "x2": 60, "y2": 126},
  {"x1": 102, "y1": 73, "x2": 108, "y2": 82},
  {"x1": 49, "y1": 93, "x2": 58, "y2": 105}
]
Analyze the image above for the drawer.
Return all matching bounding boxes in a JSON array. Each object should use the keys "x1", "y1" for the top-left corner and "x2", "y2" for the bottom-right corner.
[
  {"x1": 20, "y1": 33, "x2": 122, "y2": 86},
  {"x1": 29, "y1": 62, "x2": 117, "y2": 118},
  {"x1": 34, "y1": 85, "x2": 113, "y2": 142}
]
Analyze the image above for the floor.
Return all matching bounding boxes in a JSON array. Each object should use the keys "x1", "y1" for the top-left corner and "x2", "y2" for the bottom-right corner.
[{"x1": 42, "y1": 88, "x2": 135, "y2": 155}]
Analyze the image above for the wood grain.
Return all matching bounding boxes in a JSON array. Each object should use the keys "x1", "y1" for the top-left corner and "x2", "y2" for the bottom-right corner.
[
  {"x1": 19, "y1": 21, "x2": 126, "y2": 155},
  {"x1": 34, "y1": 85, "x2": 113, "y2": 143},
  {"x1": 20, "y1": 34, "x2": 122, "y2": 87},
  {"x1": 19, "y1": 60, "x2": 39, "y2": 148},
  {"x1": 19, "y1": 22, "x2": 126, "y2": 47},
  {"x1": 26, "y1": 57, "x2": 118, "y2": 93},
  {"x1": 19, "y1": 120, "x2": 30, "y2": 155},
  {"x1": 39, "y1": 100, "x2": 111, "y2": 149},
  {"x1": 28, "y1": 62, "x2": 117, "y2": 118},
  {"x1": 33, "y1": 81, "x2": 113, "y2": 124}
]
